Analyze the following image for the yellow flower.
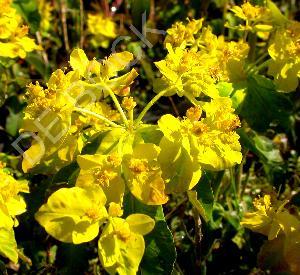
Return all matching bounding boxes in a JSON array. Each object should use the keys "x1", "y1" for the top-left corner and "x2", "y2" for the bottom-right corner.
[
  {"x1": 155, "y1": 26, "x2": 249, "y2": 98},
  {"x1": 241, "y1": 195, "x2": 300, "y2": 240},
  {"x1": 268, "y1": 21, "x2": 300, "y2": 92},
  {"x1": 98, "y1": 214, "x2": 155, "y2": 275},
  {"x1": 197, "y1": 27, "x2": 249, "y2": 82},
  {"x1": 21, "y1": 49, "x2": 137, "y2": 173},
  {"x1": 21, "y1": 72, "x2": 82, "y2": 173},
  {"x1": 35, "y1": 186, "x2": 108, "y2": 244},
  {"x1": 0, "y1": 0, "x2": 41, "y2": 58},
  {"x1": 228, "y1": 1, "x2": 288, "y2": 35},
  {"x1": 212, "y1": 37, "x2": 249, "y2": 83},
  {"x1": 38, "y1": 0, "x2": 53, "y2": 33},
  {"x1": 123, "y1": 143, "x2": 169, "y2": 205},
  {"x1": 76, "y1": 153, "x2": 125, "y2": 205},
  {"x1": 69, "y1": 49, "x2": 138, "y2": 96},
  {"x1": 0, "y1": 164, "x2": 29, "y2": 223},
  {"x1": 158, "y1": 97, "x2": 242, "y2": 177},
  {"x1": 0, "y1": 162, "x2": 29, "y2": 263},
  {"x1": 87, "y1": 13, "x2": 117, "y2": 48},
  {"x1": 154, "y1": 43, "x2": 219, "y2": 99},
  {"x1": 164, "y1": 18, "x2": 204, "y2": 47},
  {"x1": 231, "y1": 2, "x2": 271, "y2": 23}
]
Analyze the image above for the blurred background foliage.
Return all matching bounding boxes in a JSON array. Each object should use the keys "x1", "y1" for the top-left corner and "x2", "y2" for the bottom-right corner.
[{"x1": 0, "y1": 0, "x2": 300, "y2": 274}]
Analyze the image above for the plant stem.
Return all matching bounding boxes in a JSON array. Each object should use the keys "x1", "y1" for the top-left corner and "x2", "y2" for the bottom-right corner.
[
  {"x1": 251, "y1": 59, "x2": 271, "y2": 74},
  {"x1": 74, "y1": 107, "x2": 121, "y2": 128},
  {"x1": 128, "y1": 109, "x2": 134, "y2": 127},
  {"x1": 184, "y1": 92, "x2": 201, "y2": 106},
  {"x1": 193, "y1": 207, "x2": 202, "y2": 274},
  {"x1": 60, "y1": 0, "x2": 70, "y2": 52},
  {"x1": 79, "y1": 0, "x2": 84, "y2": 48},
  {"x1": 102, "y1": 84, "x2": 129, "y2": 126},
  {"x1": 168, "y1": 96, "x2": 180, "y2": 116},
  {"x1": 135, "y1": 87, "x2": 173, "y2": 125},
  {"x1": 247, "y1": 52, "x2": 269, "y2": 73}
]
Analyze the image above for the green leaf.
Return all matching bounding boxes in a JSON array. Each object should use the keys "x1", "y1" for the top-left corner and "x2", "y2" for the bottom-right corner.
[
  {"x1": 0, "y1": 228, "x2": 18, "y2": 263},
  {"x1": 130, "y1": 0, "x2": 151, "y2": 31},
  {"x1": 51, "y1": 162, "x2": 79, "y2": 186},
  {"x1": 26, "y1": 53, "x2": 50, "y2": 79},
  {"x1": 238, "y1": 129, "x2": 283, "y2": 164},
  {"x1": 6, "y1": 111, "x2": 22, "y2": 137},
  {"x1": 124, "y1": 194, "x2": 176, "y2": 275},
  {"x1": 5, "y1": 96, "x2": 25, "y2": 136},
  {"x1": 240, "y1": 75, "x2": 293, "y2": 132},
  {"x1": 137, "y1": 125, "x2": 163, "y2": 145},
  {"x1": 12, "y1": 0, "x2": 41, "y2": 32},
  {"x1": 189, "y1": 173, "x2": 214, "y2": 222},
  {"x1": 238, "y1": 128, "x2": 286, "y2": 186}
]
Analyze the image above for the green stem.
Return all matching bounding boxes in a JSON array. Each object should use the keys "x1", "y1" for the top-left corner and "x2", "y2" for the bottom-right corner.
[
  {"x1": 128, "y1": 109, "x2": 134, "y2": 128},
  {"x1": 74, "y1": 107, "x2": 121, "y2": 128},
  {"x1": 101, "y1": 84, "x2": 129, "y2": 126},
  {"x1": 184, "y1": 92, "x2": 201, "y2": 106},
  {"x1": 250, "y1": 59, "x2": 271, "y2": 74},
  {"x1": 230, "y1": 168, "x2": 240, "y2": 214},
  {"x1": 135, "y1": 87, "x2": 173, "y2": 125},
  {"x1": 247, "y1": 52, "x2": 269, "y2": 73},
  {"x1": 247, "y1": 32, "x2": 257, "y2": 62}
]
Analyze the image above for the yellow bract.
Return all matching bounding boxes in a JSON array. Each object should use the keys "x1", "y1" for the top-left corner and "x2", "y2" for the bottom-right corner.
[
  {"x1": 87, "y1": 13, "x2": 117, "y2": 48},
  {"x1": 164, "y1": 18, "x2": 204, "y2": 47},
  {"x1": 76, "y1": 153, "x2": 125, "y2": 205},
  {"x1": 154, "y1": 43, "x2": 219, "y2": 99},
  {"x1": 0, "y1": 162, "x2": 29, "y2": 263},
  {"x1": 241, "y1": 195, "x2": 300, "y2": 240},
  {"x1": 231, "y1": 2, "x2": 271, "y2": 23},
  {"x1": 268, "y1": 21, "x2": 300, "y2": 92},
  {"x1": 34, "y1": 181, "x2": 156, "y2": 274},
  {"x1": 21, "y1": 48, "x2": 137, "y2": 173},
  {"x1": 155, "y1": 22, "x2": 249, "y2": 100},
  {"x1": 98, "y1": 214, "x2": 154, "y2": 275},
  {"x1": 35, "y1": 186, "x2": 108, "y2": 244},
  {"x1": 123, "y1": 143, "x2": 169, "y2": 205},
  {"x1": 0, "y1": 0, "x2": 41, "y2": 58},
  {"x1": 69, "y1": 49, "x2": 138, "y2": 96},
  {"x1": 241, "y1": 194, "x2": 300, "y2": 273},
  {"x1": 158, "y1": 98, "x2": 242, "y2": 178}
]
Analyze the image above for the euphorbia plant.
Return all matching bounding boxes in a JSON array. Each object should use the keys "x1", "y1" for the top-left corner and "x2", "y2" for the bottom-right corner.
[
  {"x1": 1, "y1": 0, "x2": 299, "y2": 273},
  {"x1": 21, "y1": 39, "x2": 242, "y2": 272}
]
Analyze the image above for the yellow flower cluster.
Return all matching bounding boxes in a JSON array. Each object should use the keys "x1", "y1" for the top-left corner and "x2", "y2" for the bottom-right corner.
[
  {"x1": 87, "y1": 13, "x2": 118, "y2": 48},
  {"x1": 0, "y1": 162, "x2": 29, "y2": 263},
  {"x1": 268, "y1": 21, "x2": 300, "y2": 92},
  {"x1": 38, "y1": 0, "x2": 53, "y2": 33},
  {"x1": 228, "y1": 1, "x2": 300, "y2": 92},
  {"x1": 0, "y1": 0, "x2": 41, "y2": 58},
  {"x1": 35, "y1": 186, "x2": 155, "y2": 274},
  {"x1": 29, "y1": 44, "x2": 243, "y2": 273},
  {"x1": 229, "y1": 1, "x2": 273, "y2": 33},
  {"x1": 158, "y1": 98, "x2": 242, "y2": 193},
  {"x1": 241, "y1": 195, "x2": 300, "y2": 273},
  {"x1": 155, "y1": 19, "x2": 249, "y2": 101},
  {"x1": 21, "y1": 49, "x2": 137, "y2": 173}
]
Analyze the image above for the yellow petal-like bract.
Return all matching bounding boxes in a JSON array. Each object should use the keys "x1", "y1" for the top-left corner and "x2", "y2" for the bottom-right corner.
[
  {"x1": 35, "y1": 186, "x2": 108, "y2": 244},
  {"x1": 0, "y1": 162, "x2": 29, "y2": 263}
]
